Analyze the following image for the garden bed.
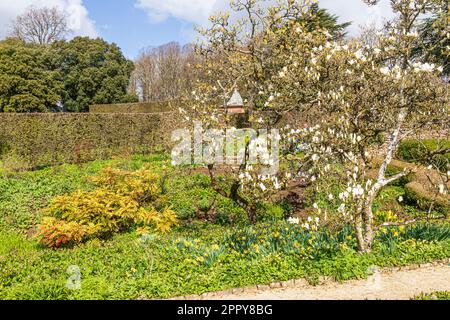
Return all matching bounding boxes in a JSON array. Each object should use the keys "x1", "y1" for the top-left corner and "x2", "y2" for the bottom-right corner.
[{"x1": 0, "y1": 154, "x2": 449, "y2": 300}]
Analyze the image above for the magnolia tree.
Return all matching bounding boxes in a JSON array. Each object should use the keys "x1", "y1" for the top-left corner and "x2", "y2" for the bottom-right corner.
[
  {"x1": 282, "y1": 0, "x2": 449, "y2": 252},
  {"x1": 176, "y1": 0, "x2": 448, "y2": 252},
  {"x1": 175, "y1": 0, "x2": 341, "y2": 223}
]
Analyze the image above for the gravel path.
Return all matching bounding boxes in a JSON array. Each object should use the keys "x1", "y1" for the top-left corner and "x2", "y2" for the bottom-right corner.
[{"x1": 197, "y1": 264, "x2": 450, "y2": 300}]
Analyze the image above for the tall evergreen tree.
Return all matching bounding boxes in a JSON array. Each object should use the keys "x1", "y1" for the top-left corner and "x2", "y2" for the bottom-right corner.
[
  {"x1": 416, "y1": 0, "x2": 449, "y2": 76},
  {"x1": 302, "y1": 3, "x2": 351, "y2": 39},
  {"x1": 0, "y1": 39, "x2": 62, "y2": 112},
  {"x1": 52, "y1": 37, "x2": 137, "y2": 112}
]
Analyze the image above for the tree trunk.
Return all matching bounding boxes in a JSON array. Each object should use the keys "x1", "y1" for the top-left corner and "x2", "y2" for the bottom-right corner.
[
  {"x1": 207, "y1": 164, "x2": 257, "y2": 224},
  {"x1": 355, "y1": 213, "x2": 368, "y2": 252},
  {"x1": 355, "y1": 107, "x2": 409, "y2": 252},
  {"x1": 362, "y1": 204, "x2": 375, "y2": 252}
]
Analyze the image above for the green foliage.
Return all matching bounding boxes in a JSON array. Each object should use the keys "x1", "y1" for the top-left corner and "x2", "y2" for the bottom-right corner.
[
  {"x1": 372, "y1": 186, "x2": 405, "y2": 213},
  {"x1": 306, "y1": 3, "x2": 351, "y2": 39},
  {"x1": 398, "y1": 139, "x2": 450, "y2": 171},
  {"x1": 0, "y1": 39, "x2": 62, "y2": 112},
  {"x1": 0, "y1": 112, "x2": 180, "y2": 170},
  {"x1": 0, "y1": 154, "x2": 449, "y2": 298},
  {"x1": 90, "y1": 101, "x2": 175, "y2": 113},
  {"x1": 404, "y1": 182, "x2": 449, "y2": 215},
  {"x1": 52, "y1": 37, "x2": 137, "y2": 112},
  {"x1": 0, "y1": 221, "x2": 449, "y2": 300},
  {"x1": 224, "y1": 223, "x2": 355, "y2": 260},
  {"x1": 414, "y1": 291, "x2": 450, "y2": 300},
  {"x1": 165, "y1": 173, "x2": 247, "y2": 223},
  {"x1": 0, "y1": 37, "x2": 137, "y2": 113},
  {"x1": 257, "y1": 203, "x2": 285, "y2": 221},
  {"x1": 398, "y1": 222, "x2": 450, "y2": 242},
  {"x1": 0, "y1": 162, "x2": 103, "y2": 231}
]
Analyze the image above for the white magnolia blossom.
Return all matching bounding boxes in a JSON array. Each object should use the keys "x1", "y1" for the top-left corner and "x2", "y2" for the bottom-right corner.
[
  {"x1": 354, "y1": 49, "x2": 366, "y2": 61},
  {"x1": 339, "y1": 191, "x2": 349, "y2": 200},
  {"x1": 413, "y1": 62, "x2": 438, "y2": 73},
  {"x1": 288, "y1": 217, "x2": 300, "y2": 225},
  {"x1": 352, "y1": 185, "x2": 365, "y2": 197}
]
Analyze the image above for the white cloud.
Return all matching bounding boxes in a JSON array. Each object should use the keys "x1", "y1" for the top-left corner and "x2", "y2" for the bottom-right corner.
[
  {"x1": 135, "y1": 0, "x2": 221, "y2": 24},
  {"x1": 135, "y1": 0, "x2": 395, "y2": 36},
  {"x1": 319, "y1": 0, "x2": 394, "y2": 35},
  {"x1": 0, "y1": 0, "x2": 97, "y2": 40}
]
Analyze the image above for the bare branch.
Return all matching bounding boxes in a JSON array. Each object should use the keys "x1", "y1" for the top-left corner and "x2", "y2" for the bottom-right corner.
[{"x1": 9, "y1": 6, "x2": 69, "y2": 44}]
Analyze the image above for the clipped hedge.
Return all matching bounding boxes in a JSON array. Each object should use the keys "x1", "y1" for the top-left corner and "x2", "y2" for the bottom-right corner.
[
  {"x1": 89, "y1": 101, "x2": 176, "y2": 113},
  {"x1": 0, "y1": 113, "x2": 181, "y2": 170},
  {"x1": 398, "y1": 139, "x2": 450, "y2": 170},
  {"x1": 405, "y1": 182, "x2": 449, "y2": 215},
  {"x1": 369, "y1": 158, "x2": 449, "y2": 214}
]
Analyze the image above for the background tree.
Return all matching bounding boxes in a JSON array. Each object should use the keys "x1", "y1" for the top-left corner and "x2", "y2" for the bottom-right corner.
[
  {"x1": 415, "y1": 0, "x2": 449, "y2": 76},
  {"x1": 304, "y1": 3, "x2": 351, "y2": 39},
  {"x1": 132, "y1": 47, "x2": 157, "y2": 102},
  {"x1": 52, "y1": 37, "x2": 138, "y2": 112},
  {"x1": 0, "y1": 39, "x2": 62, "y2": 112},
  {"x1": 131, "y1": 42, "x2": 197, "y2": 102},
  {"x1": 9, "y1": 6, "x2": 69, "y2": 45}
]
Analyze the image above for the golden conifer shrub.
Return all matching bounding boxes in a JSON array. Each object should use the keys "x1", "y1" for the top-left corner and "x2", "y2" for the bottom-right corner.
[{"x1": 36, "y1": 167, "x2": 177, "y2": 248}]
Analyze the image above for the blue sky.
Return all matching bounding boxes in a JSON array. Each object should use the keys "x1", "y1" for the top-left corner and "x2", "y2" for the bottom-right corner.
[
  {"x1": 83, "y1": 0, "x2": 193, "y2": 58},
  {"x1": 0, "y1": 0, "x2": 395, "y2": 60}
]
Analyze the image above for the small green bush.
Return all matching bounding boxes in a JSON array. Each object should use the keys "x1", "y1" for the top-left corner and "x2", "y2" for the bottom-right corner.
[
  {"x1": 398, "y1": 139, "x2": 450, "y2": 170},
  {"x1": 404, "y1": 182, "x2": 449, "y2": 214}
]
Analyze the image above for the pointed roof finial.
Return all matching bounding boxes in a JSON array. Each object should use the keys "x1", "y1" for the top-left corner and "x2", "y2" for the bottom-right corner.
[{"x1": 227, "y1": 89, "x2": 244, "y2": 107}]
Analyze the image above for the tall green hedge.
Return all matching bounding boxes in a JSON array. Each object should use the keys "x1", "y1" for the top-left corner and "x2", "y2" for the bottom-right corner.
[
  {"x1": 89, "y1": 101, "x2": 175, "y2": 114},
  {"x1": 0, "y1": 113, "x2": 181, "y2": 170}
]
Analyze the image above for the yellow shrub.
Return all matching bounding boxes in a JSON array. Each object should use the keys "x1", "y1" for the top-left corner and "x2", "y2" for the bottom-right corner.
[
  {"x1": 47, "y1": 189, "x2": 143, "y2": 236},
  {"x1": 153, "y1": 207, "x2": 178, "y2": 233},
  {"x1": 37, "y1": 167, "x2": 177, "y2": 248},
  {"x1": 90, "y1": 167, "x2": 160, "y2": 204},
  {"x1": 36, "y1": 217, "x2": 100, "y2": 248}
]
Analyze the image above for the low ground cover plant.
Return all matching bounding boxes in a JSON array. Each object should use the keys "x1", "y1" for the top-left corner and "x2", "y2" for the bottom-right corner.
[
  {"x1": 0, "y1": 220, "x2": 448, "y2": 300},
  {"x1": 0, "y1": 154, "x2": 448, "y2": 299},
  {"x1": 414, "y1": 291, "x2": 450, "y2": 300}
]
